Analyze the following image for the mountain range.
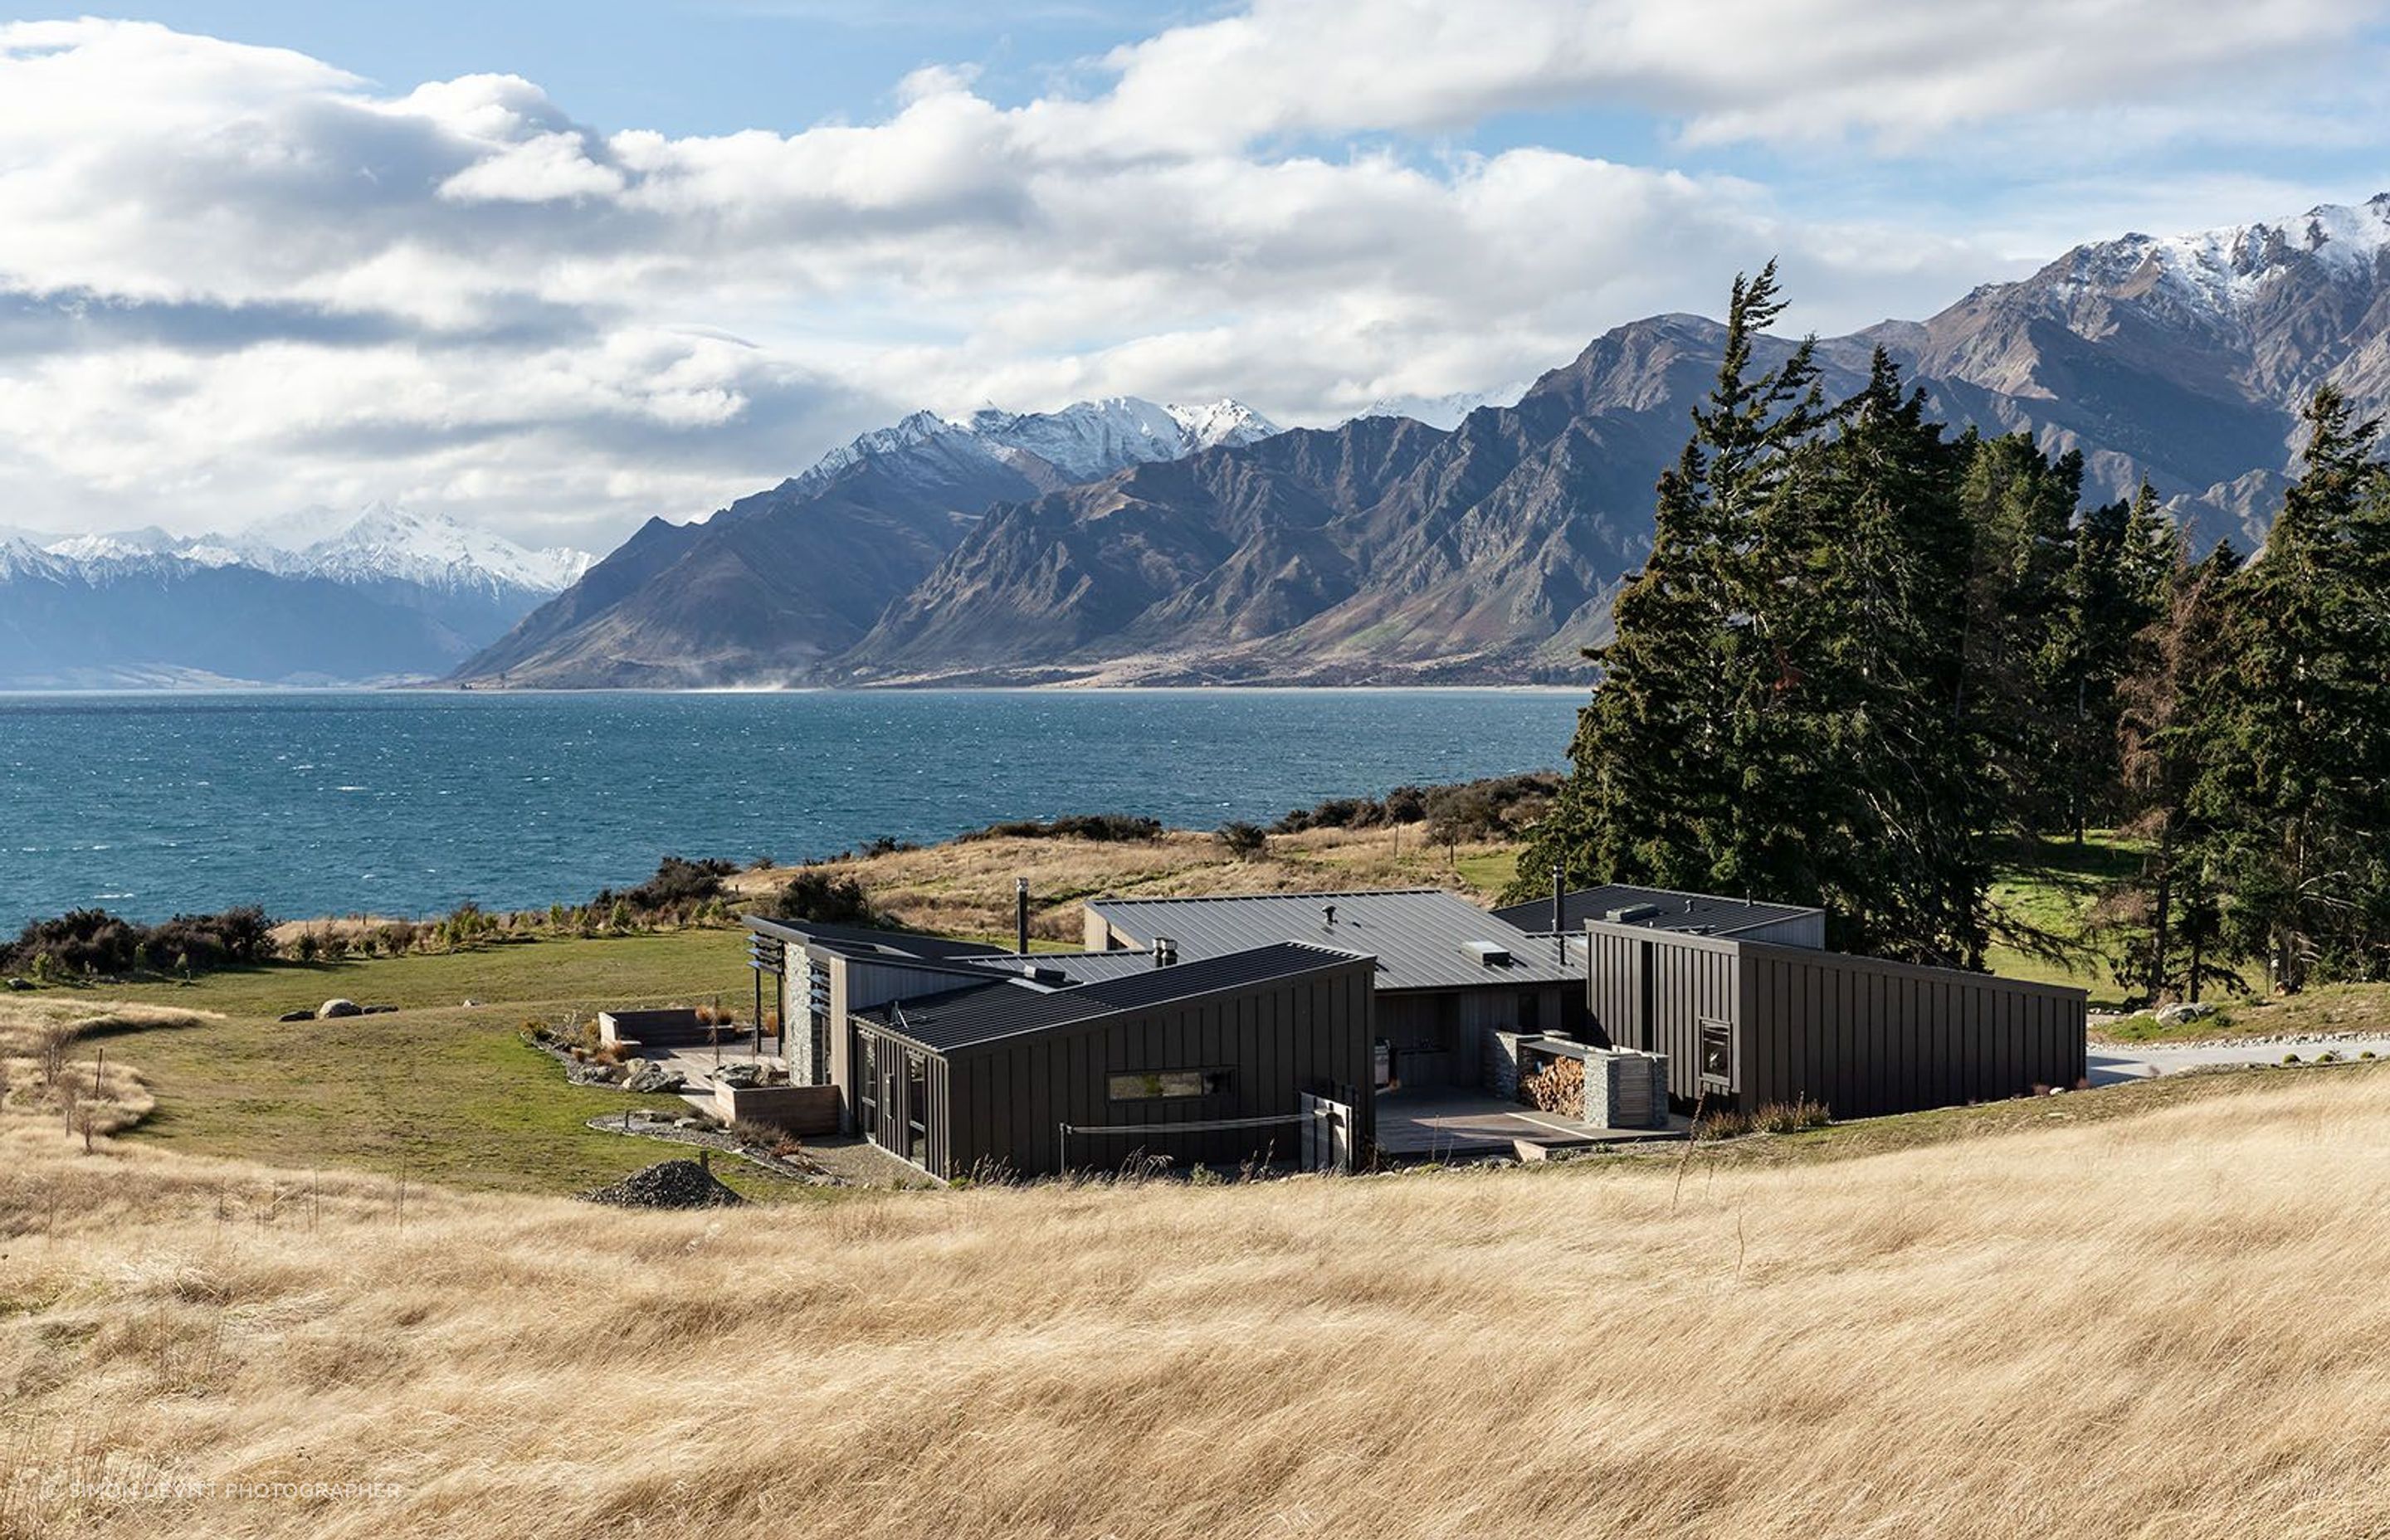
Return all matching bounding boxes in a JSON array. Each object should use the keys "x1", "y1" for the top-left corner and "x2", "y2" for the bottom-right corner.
[
  {"x1": 0, "y1": 507, "x2": 593, "y2": 687},
  {"x1": 19, "y1": 192, "x2": 2390, "y2": 690},
  {"x1": 448, "y1": 192, "x2": 2390, "y2": 690}
]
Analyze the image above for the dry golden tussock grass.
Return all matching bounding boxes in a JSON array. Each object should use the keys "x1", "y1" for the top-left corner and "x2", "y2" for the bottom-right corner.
[
  {"x1": 5, "y1": 1043, "x2": 2390, "y2": 1537},
  {"x1": 731, "y1": 824, "x2": 1515, "y2": 942}
]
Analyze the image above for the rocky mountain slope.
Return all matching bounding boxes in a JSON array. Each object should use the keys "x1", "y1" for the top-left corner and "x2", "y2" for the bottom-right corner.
[
  {"x1": 450, "y1": 397, "x2": 1277, "y2": 688},
  {"x1": 455, "y1": 192, "x2": 2390, "y2": 689},
  {"x1": 0, "y1": 509, "x2": 593, "y2": 687},
  {"x1": 841, "y1": 195, "x2": 2390, "y2": 685}
]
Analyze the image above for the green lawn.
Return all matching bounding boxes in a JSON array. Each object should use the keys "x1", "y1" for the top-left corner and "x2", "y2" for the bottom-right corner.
[
  {"x1": 1453, "y1": 847, "x2": 1521, "y2": 897},
  {"x1": 1982, "y1": 831, "x2": 2146, "y2": 1006},
  {"x1": 96, "y1": 927, "x2": 752, "y2": 1019},
  {"x1": 42, "y1": 928, "x2": 809, "y2": 1199}
]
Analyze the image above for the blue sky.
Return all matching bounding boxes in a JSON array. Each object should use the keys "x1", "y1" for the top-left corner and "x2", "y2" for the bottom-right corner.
[{"x1": 0, "y1": 2, "x2": 2385, "y2": 550}]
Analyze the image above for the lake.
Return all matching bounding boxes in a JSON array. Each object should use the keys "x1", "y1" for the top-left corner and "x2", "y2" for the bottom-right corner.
[{"x1": 0, "y1": 689, "x2": 1585, "y2": 927}]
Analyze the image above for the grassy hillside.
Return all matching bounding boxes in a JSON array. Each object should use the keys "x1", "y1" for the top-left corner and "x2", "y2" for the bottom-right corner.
[
  {"x1": 4, "y1": 1035, "x2": 2388, "y2": 1536},
  {"x1": 733, "y1": 822, "x2": 1523, "y2": 944},
  {"x1": 7, "y1": 932, "x2": 778, "y2": 1197}
]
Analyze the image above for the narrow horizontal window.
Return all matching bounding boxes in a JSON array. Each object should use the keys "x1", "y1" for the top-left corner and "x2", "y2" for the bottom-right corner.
[{"x1": 1108, "y1": 1069, "x2": 1232, "y2": 1102}]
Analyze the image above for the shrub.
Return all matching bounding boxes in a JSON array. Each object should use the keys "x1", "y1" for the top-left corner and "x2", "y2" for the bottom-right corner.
[
  {"x1": 622, "y1": 855, "x2": 738, "y2": 914},
  {"x1": 1216, "y1": 821, "x2": 1270, "y2": 860},
  {"x1": 2, "y1": 905, "x2": 276, "y2": 981},
  {"x1": 958, "y1": 814, "x2": 1162, "y2": 844},
  {"x1": 766, "y1": 869, "x2": 876, "y2": 926},
  {"x1": 294, "y1": 932, "x2": 321, "y2": 964},
  {"x1": 1695, "y1": 1107, "x2": 1757, "y2": 1141},
  {"x1": 1757, "y1": 1099, "x2": 1831, "y2": 1133}
]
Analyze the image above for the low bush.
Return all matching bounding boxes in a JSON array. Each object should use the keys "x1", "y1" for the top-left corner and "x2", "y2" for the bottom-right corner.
[
  {"x1": 1216, "y1": 821, "x2": 1270, "y2": 860},
  {"x1": 765, "y1": 869, "x2": 876, "y2": 926},
  {"x1": 1758, "y1": 1099, "x2": 1832, "y2": 1133},
  {"x1": 958, "y1": 814, "x2": 1163, "y2": 844},
  {"x1": 2, "y1": 904, "x2": 276, "y2": 982}
]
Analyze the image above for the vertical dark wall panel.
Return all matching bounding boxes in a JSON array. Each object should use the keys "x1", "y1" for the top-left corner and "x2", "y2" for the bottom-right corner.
[{"x1": 1591, "y1": 924, "x2": 2087, "y2": 1118}]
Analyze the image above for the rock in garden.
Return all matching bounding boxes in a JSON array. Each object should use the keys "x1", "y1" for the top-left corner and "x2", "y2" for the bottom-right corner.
[
  {"x1": 624, "y1": 1064, "x2": 685, "y2": 1094},
  {"x1": 2154, "y1": 1001, "x2": 2219, "y2": 1027},
  {"x1": 578, "y1": 1159, "x2": 744, "y2": 1209},
  {"x1": 714, "y1": 1061, "x2": 763, "y2": 1089},
  {"x1": 316, "y1": 998, "x2": 363, "y2": 1019}
]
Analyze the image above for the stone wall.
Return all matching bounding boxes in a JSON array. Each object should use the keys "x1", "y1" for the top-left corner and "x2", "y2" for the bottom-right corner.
[
  {"x1": 1583, "y1": 1050, "x2": 1670, "y2": 1130},
  {"x1": 1485, "y1": 1031, "x2": 1529, "y2": 1102}
]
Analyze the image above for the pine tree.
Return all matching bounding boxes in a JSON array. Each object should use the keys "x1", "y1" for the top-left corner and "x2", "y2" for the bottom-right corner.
[
  {"x1": 1955, "y1": 434, "x2": 2084, "y2": 833},
  {"x1": 1519, "y1": 262, "x2": 1824, "y2": 895},
  {"x1": 2110, "y1": 539, "x2": 2241, "y2": 1003},
  {"x1": 2046, "y1": 482, "x2": 2175, "y2": 843},
  {"x1": 1776, "y1": 349, "x2": 1985, "y2": 962},
  {"x1": 2197, "y1": 388, "x2": 2390, "y2": 992}
]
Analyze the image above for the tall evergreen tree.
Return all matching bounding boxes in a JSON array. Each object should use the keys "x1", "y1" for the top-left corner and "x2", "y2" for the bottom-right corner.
[
  {"x1": 1520, "y1": 262, "x2": 1823, "y2": 894},
  {"x1": 2046, "y1": 481, "x2": 2176, "y2": 842},
  {"x1": 1784, "y1": 349, "x2": 1986, "y2": 962},
  {"x1": 1955, "y1": 434, "x2": 2085, "y2": 834},
  {"x1": 2197, "y1": 388, "x2": 2390, "y2": 992},
  {"x1": 2110, "y1": 538, "x2": 2241, "y2": 1003}
]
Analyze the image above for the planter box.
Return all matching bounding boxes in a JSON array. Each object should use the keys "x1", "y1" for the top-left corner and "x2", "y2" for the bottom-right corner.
[
  {"x1": 712, "y1": 1081, "x2": 839, "y2": 1135},
  {"x1": 598, "y1": 1008, "x2": 716, "y2": 1048}
]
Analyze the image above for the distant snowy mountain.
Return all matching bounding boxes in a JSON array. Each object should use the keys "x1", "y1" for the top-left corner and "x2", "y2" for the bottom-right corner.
[
  {"x1": 453, "y1": 395, "x2": 1284, "y2": 688},
  {"x1": 786, "y1": 397, "x2": 1278, "y2": 501},
  {"x1": 0, "y1": 507, "x2": 597, "y2": 688},
  {"x1": 280, "y1": 504, "x2": 595, "y2": 594}
]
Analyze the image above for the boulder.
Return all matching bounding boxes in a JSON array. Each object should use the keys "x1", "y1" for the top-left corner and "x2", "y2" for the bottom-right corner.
[
  {"x1": 278, "y1": 1008, "x2": 314, "y2": 1022},
  {"x1": 624, "y1": 1064, "x2": 685, "y2": 1095},
  {"x1": 571, "y1": 1061, "x2": 626, "y2": 1085},
  {"x1": 714, "y1": 1061, "x2": 764, "y2": 1089},
  {"x1": 3, "y1": 977, "x2": 31, "y2": 992},
  {"x1": 316, "y1": 998, "x2": 363, "y2": 1019},
  {"x1": 2154, "y1": 1001, "x2": 2220, "y2": 1028}
]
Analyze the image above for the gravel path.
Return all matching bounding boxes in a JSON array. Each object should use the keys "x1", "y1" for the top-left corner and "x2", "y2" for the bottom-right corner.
[{"x1": 2088, "y1": 1035, "x2": 2390, "y2": 1085}]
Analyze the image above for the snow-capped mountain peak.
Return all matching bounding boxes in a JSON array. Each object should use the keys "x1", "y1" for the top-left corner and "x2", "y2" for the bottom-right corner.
[
  {"x1": 789, "y1": 395, "x2": 1283, "y2": 498},
  {"x1": 22, "y1": 506, "x2": 595, "y2": 596},
  {"x1": 290, "y1": 504, "x2": 595, "y2": 593},
  {"x1": 2054, "y1": 193, "x2": 2390, "y2": 322}
]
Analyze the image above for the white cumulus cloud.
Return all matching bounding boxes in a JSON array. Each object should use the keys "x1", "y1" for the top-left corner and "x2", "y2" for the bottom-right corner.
[{"x1": 0, "y1": 6, "x2": 2383, "y2": 549}]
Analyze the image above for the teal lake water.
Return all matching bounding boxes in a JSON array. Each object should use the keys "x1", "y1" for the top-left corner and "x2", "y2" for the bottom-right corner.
[{"x1": 0, "y1": 690, "x2": 1583, "y2": 927}]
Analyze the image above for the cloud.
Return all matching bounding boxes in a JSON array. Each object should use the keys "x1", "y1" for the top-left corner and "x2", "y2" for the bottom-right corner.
[{"x1": 0, "y1": 8, "x2": 2383, "y2": 548}]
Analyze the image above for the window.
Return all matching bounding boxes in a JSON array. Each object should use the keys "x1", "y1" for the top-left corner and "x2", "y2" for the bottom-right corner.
[
  {"x1": 1700, "y1": 1018, "x2": 1734, "y2": 1084},
  {"x1": 1108, "y1": 1068, "x2": 1232, "y2": 1102}
]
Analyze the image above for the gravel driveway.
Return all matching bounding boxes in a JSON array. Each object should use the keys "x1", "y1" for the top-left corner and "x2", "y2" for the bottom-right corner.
[{"x1": 2089, "y1": 1036, "x2": 2390, "y2": 1085}]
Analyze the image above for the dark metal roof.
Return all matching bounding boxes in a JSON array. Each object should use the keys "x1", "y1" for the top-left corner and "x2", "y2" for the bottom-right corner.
[
  {"x1": 855, "y1": 941, "x2": 1371, "y2": 1052},
  {"x1": 1491, "y1": 884, "x2": 1822, "y2": 940},
  {"x1": 742, "y1": 915, "x2": 1010, "y2": 963},
  {"x1": 953, "y1": 949, "x2": 1171, "y2": 987},
  {"x1": 1084, "y1": 888, "x2": 1578, "y2": 991}
]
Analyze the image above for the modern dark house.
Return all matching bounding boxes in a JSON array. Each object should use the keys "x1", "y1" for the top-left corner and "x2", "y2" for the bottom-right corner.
[
  {"x1": 1581, "y1": 918, "x2": 2087, "y2": 1117},
  {"x1": 744, "y1": 879, "x2": 2086, "y2": 1178},
  {"x1": 744, "y1": 915, "x2": 1373, "y2": 1180},
  {"x1": 848, "y1": 943, "x2": 1375, "y2": 1180},
  {"x1": 1082, "y1": 889, "x2": 1578, "y2": 1089}
]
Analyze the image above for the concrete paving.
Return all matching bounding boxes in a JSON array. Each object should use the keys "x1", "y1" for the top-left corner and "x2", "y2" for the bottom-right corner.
[{"x1": 1375, "y1": 1088, "x2": 1688, "y2": 1159}]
